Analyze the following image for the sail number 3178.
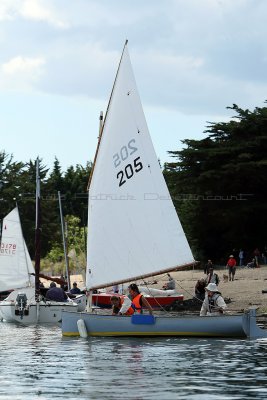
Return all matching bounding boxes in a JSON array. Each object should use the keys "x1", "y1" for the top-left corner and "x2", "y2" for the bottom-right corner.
[{"x1": 113, "y1": 139, "x2": 143, "y2": 187}]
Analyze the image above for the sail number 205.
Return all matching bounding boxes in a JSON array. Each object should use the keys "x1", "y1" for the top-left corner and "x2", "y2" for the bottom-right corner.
[{"x1": 113, "y1": 139, "x2": 143, "y2": 187}]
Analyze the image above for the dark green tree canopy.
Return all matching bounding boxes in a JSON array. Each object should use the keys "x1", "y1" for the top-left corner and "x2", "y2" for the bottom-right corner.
[
  {"x1": 165, "y1": 103, "x2": 267, "y2": 263},
  {"x1": 0, "y1": 155, "x2": 92, "y2": 259}
]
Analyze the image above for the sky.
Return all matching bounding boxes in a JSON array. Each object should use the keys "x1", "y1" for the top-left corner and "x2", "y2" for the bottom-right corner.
[{"x1": 0, "y1": 0, "x2": 267, "y2": 173}]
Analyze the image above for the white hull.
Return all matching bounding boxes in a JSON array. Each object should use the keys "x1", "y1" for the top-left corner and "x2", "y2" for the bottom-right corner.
[
  {"x1": 0, "y1": 300, "x2": 79, "y2": 324},
  {"x1": 0, "y1": 287, "x2": 86, "y2": 324}
]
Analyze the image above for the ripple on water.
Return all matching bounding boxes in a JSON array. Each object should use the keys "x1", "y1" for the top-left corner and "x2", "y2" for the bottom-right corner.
[{"x1": 1, "y1": 323, "x2": 267, "y2": 399}]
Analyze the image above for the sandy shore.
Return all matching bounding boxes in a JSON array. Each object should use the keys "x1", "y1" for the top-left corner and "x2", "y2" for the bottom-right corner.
[
  {"x1": 51, "y1": 265, "x2": 267, "y2": 313},
  {"x1": 154, "y1": 265, "x2": 267, "y2": 313}
]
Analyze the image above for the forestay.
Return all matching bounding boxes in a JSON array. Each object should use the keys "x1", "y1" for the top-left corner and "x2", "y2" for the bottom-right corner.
[
  {"x1": 86, "y1": 43, "x2": 195, "y2": 290},
  {"x1": 0, "y1": 207, "x2": 34, "y2": 291}
]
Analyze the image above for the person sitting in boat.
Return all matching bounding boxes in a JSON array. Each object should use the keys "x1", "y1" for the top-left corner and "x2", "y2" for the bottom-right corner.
[
  {"x1": 200, "y1": 283, "x2": 227, "y2": 316},
  {"x1": 162, "y1": 273, "x2": 176, "y2": 290},
  {"x1": 110, "y1": 295, "x2": 134, "y2": 316},
  {"x1": 128, "y1": 283, "x2": 153, "y2": 315},
  {"x1": 195, "y1": 278, "x2": 206, "y2": 301},
  {"x1": 46, "y1": 282, "x2": 68, "y2": 302},
  {"x1": 70, "y1": 282, "x2": 81, "y2": 294}
]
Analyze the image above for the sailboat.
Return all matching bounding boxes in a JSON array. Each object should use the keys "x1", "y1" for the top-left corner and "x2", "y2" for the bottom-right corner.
[
  {"x1": 61, "y1": 41, "x2": 267, "y2": 338},
  {"x1": 0, "y1": 206, "x2": 35, "y2": 319},
  {"x1": 0, "y1": 160, "x2": 84, "y2": 324}
]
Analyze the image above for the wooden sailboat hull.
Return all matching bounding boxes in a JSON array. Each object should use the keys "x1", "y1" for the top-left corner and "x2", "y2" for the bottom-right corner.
[{"x1": 61, "y1": 309, "x2": 267, "y2": 339}]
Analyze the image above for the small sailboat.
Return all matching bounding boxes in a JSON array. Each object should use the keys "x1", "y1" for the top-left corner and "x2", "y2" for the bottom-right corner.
[
  {"x1": 0, "y1": 160, "x2": 84, "y2": 324},
  {"x1": 62, "y1": 41, "x2": 267, "y2": 338},
  {"x1": 0, "y1": 207, "x2": 35, "y2": 293}
]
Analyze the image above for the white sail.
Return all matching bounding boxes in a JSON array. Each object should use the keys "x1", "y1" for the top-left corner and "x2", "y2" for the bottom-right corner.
[
  {"x1": 86, "y1": 43, "x2": 194, "y2": 289},
  {"x1": 0, "y1": 207, "x2": 34, "y2": 292}
]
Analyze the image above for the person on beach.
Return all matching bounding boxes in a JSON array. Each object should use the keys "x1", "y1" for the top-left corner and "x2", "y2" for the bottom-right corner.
[
  {"x1": 200, "y1": 283, "x2": 227, "y2": 316},
  {"x1": 246, "y1": 258, "x2": 256, "y2": 268},
  {"x1": 205, "y1": 267, "x2": 220, "y2": 285},
  {"x1": 46, "y1": 282, "x2": 68, "y2": 302},
  {"x1": 128, "y1": 283, "x2": 153, "y2": 315},
  {"x1": 110, "y1": 295, "x2": 134, "y2": 316},
  {"x1": 239, "y1": 249, "x2": 245, "y2": 267},
  {"x1": 204, "y1": 259, "x2": 213, "y2": 275},
  {"x1": 162, "y1": 273, "x2": 176, "y2": 290},
  {"x1": 195, "y1": 278, "x2": 206, "y2": 301},
  {"x1": 253, "y1": 248, "x2": 261, "y2": 267},
  {"x1": 226, "y1": 255, "x2": 237, "y2": 281}
]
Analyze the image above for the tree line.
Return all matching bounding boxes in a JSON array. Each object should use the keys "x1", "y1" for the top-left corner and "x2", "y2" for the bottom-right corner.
[
  {"x1": 1, "y1": 102, "x2": 267, "y2": 265},
  {"x1": 0, "y1": 155, "x2": 92, "y2": 263},
  {"x1": 164, "y1": 103, "x2": 267, "y2": 263}
]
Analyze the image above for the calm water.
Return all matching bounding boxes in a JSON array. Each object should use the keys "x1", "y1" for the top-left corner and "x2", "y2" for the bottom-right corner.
[{"x1": 0, "y1": 322, "x2": 267, "y2": 400}]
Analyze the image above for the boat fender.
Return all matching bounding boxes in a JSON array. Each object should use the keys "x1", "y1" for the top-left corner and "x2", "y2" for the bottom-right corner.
[{"x1": 77, "y1": 319, "x2": 87, "y2": 338}]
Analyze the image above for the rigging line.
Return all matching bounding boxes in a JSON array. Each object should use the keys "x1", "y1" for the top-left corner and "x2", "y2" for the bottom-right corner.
[
  {"x1": 165, "y1": 274, "x2": 205, "y2": 306},
  {"x1": 139, "y1": 279, "x2": 169, "y2": 314},
  {"x1": 164, "y1": 274, "x2": 194, "y2": 299}
]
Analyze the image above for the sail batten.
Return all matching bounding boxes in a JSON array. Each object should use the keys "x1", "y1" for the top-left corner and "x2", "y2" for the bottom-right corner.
[{"x1": 86, "y1": 43, "x2": 195, "y2": 290}]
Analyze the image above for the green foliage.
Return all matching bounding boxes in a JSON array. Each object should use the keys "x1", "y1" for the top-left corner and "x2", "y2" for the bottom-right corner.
[
  {"x1": 165, "y1": 102, "x2": 267, "y2": 263},
  {"x1": 0, "y1": 155, "x2": 91, "y2": 263},
  {"x1": 46, "y1": 245, "x2": 64, "y2": 264},
  {"x1": 65, "y1": 214, "x2": 87, "y2": 255}
]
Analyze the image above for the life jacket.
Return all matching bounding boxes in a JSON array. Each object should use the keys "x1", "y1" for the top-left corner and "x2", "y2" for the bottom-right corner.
[
  {"x1": 117, "y1": 297, "x2": 134, "y2": 315},
  {"x1": 208, "y1": 293, "x2": 221, "y2": 314},
  {"x1": 131, "y1": 293, "x2": 142, "y2": 313}
]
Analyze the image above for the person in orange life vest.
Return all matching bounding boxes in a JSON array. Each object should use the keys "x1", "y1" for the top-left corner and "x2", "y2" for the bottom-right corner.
[
  {"x1": 128, "y1": 283, "x2": 153, "y2": 315},
  {"x1": 226, "y1": 255, "x2": 237, "y2": 281},
  {"x1": 110, "y1": 295, "x2": 134, "y2": 316}
]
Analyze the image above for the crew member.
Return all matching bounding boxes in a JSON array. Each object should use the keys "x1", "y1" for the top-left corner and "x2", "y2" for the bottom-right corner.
[
  {"x1": 128, "y1": 283, "x2": 153, "y2": 315},
  {"x1": 200, "y1": 283, "x2": 227, "y2": 316},
  {"x1": 110, "y1": 295, "x2": 134, "y2": 315}
]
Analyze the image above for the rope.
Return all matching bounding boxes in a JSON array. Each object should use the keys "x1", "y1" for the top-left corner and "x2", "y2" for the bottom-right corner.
[
  {"x1": 140, "y1": 279, "x2": 170, "y2": 314},
  {"x1": 140, "y1": 273, "x2": 205, "y2": 314}
]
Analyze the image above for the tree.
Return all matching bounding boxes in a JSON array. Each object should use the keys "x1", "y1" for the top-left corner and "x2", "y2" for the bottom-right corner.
[{"x1": 165, "y1": 103, "x2": 267, "y2": 262}]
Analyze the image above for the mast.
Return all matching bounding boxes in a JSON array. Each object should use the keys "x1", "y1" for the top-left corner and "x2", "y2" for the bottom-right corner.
[
  {"x1": 87, "y1": 111, "x2": 103, "y2": 190},
  {"x1": 34, "y1": 158, "x2": 41, "y2": 320},
  {"x1": 87, "y1": 40, "x2": 128, "y2": 191},
  {"x1": 58, "y1": 191, "x2": 70, "y2": 290}
]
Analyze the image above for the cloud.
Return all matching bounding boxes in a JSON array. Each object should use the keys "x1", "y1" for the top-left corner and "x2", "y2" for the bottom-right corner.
[
  {"x1": 0, "y1": 0, "x2": 266, "y2": 115},
  {"x1": 0, "y1": 0, "x2": 67, "y2": 27},
  {"x1": 0, "y1": 56, "x2": 45, "y2": 90}
]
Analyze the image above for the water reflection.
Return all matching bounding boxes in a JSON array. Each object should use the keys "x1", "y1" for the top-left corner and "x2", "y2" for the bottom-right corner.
[{"x1": 1, "y1": 323, "x2": 267, "y2": 399}]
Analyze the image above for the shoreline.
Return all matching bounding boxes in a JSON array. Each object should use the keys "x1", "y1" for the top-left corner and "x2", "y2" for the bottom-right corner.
[
  {"x1": 154, "y1": 265, "x2": 267, "y2": 313},
  {"x1": 44, "y1": 265, "x2": 267, "y2": 314}
]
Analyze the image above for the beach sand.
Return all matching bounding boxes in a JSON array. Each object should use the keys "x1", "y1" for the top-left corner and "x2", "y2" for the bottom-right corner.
[{"x1": 155, "y1": 265, "x2": 267, "y2": 313}]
